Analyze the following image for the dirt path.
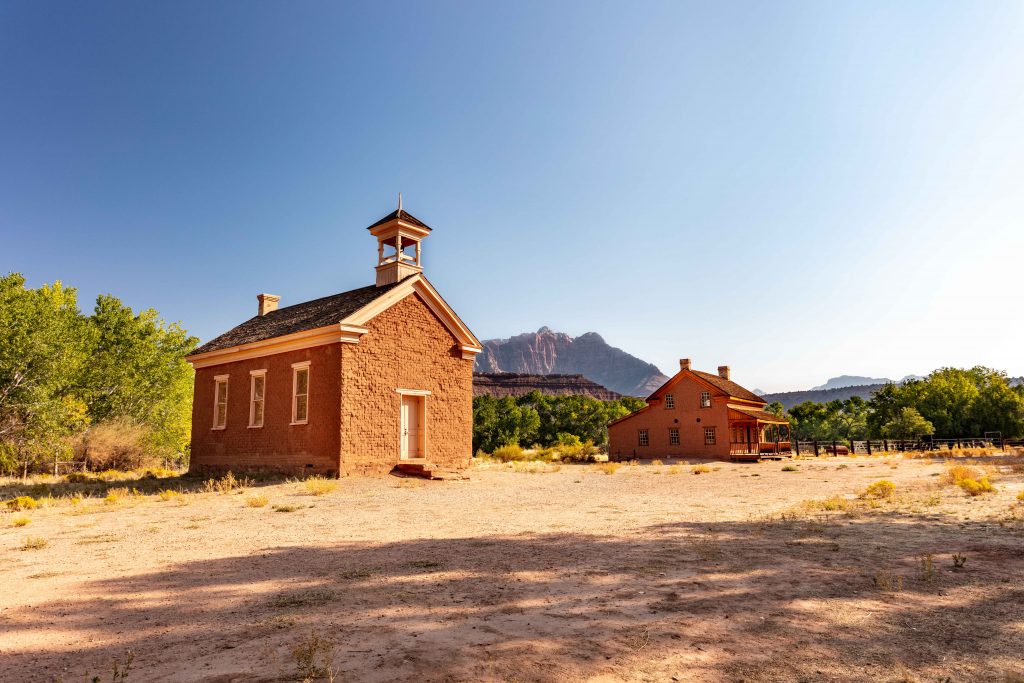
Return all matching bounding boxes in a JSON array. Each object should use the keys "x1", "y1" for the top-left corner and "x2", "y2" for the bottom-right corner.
[{"x1": 2, "y1": 456, "x2": 1023, "y2": 682}]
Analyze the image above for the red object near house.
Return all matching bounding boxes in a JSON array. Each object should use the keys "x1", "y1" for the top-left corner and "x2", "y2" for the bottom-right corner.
[
  {"x1": 186, "y1": 203, "x2": 482, "y2": 476},
  {"x1": 607, "y1": 359, "x2": 791, "y2": 461}
]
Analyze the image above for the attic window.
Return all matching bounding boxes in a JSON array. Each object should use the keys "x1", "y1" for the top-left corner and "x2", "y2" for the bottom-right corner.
[
  {"x1": 700, "y1": 391, "x2": 711, "y2": 408},
  {"x1": 664, "y1": 393, "x2": 675, "y2": 409}
]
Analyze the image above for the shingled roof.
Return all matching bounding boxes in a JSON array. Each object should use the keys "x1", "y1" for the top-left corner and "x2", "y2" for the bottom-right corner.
[
  {"x1": 728, "y1": 404, "x2": 789, "y2": 423},
  {"x1": 691, "y1": 370, "x2": 765, "y2": 403},
  {"x1": 190, "y1": 279, "x2": 407, "y2": 356},
  {"x1": 366, "y1": 209, "x2": 431, "y2": 231}
]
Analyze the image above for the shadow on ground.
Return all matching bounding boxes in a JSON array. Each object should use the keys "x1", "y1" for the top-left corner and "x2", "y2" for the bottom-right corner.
[{"x1": 5, "y1": 504, "x2": 1024, "y2": 682}]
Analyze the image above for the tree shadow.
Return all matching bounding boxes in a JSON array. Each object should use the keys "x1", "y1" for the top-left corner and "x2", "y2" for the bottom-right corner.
[{"x1": 5, "y1": 507, "x2": 1024, "y2": 682}]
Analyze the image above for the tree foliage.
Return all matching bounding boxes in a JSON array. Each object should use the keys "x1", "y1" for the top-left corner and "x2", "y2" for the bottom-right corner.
[
  {"x1": 472, "y1": 392, "x2": 644, "y2": 453},
  {"x1": 0, "y1": 273, "x2": 197, "y2": 474},
  {"x1": 789, "y1": 366, "x2": 1024, "y2": 441}
]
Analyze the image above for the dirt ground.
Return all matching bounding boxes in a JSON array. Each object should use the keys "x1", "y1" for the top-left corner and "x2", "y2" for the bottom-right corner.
[{"x1": 2, "y1": 455, "x2": 1024, "y2": 683}]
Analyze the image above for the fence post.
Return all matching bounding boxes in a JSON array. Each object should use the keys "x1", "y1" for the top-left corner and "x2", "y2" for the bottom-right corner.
[
  {"x1": 832, "y1": 440, "x2": 838, "y2": 457},
  {"x1": 813, "y1": 440, "x2": 819, "y2": 457},
  {"x1": 866, "y1": 439, "x2": 872, "y2": 455}
]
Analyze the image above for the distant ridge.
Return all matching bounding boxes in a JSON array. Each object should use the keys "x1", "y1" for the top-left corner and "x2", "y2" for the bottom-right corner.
[
  {"x1": 473, "y1": 373, "x2": 622, "y2": 401},
  {"x1": 760, "y1": 384, "x2": 887, "y2": 410}
]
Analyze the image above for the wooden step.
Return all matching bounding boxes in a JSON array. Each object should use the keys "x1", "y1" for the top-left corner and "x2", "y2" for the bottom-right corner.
[{"x1": 393, "y1": 462, "x2": 468, "y2": 481}]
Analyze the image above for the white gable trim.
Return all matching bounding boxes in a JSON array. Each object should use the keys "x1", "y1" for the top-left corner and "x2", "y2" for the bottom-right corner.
[{"x1": 342, "y1": 274, "x2": 482, "y2": 355}]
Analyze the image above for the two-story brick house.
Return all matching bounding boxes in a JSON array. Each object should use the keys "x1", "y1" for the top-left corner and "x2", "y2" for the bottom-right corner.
[
  {"x1": 185, "y1": 204, "x2": 482, "y2": 476},
  {"x1": 607, "y1": 359, "x2": 790, "y2": 461}
]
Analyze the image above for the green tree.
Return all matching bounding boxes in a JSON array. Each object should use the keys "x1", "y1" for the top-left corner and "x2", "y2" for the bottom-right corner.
[
  {"x1": 81, "y1": 295, "x2": 197, "y2": 459},
  {"x1": 881, "y1": 407, "x2": 935, "y2": 439},
  {"x1": 0, "y1": 274, "x2": 91, "y2": 475}
]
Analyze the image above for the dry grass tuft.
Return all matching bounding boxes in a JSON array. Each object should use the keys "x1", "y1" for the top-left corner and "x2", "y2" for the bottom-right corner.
[
  {"x1": 665, "y1": 465, "x2": 682, "y2": 475},
  {"x1": 691, "y1": 464, "x2": 712, "y2": 475},
  {"x1": 797, "y1": 495, "x2": 853, "y2": 513},
  {"x1": 651, "y1": 459, "x2": 663, "y2": 467},
  {"x1": 303, "y1": 476, "x2": 338, "y2": 496},
  {"x1": 245, "y1": 494, "x2": 270, "y2": 508},
  {"x1": 943, "y1": 464, "x2": 981, "y2": 486},
  {"x1": 12, "y1": 516, "x2": 30, "y2": 527},
  {"x1": 595, "y1": 462, "x2": 621, "y2": 475},
  {"x1": 273, "y1": 504, "x2": 299, "y2": 513},
  {"x1": 157, "y1": 489, "x2": 182, "y2": 502},
  {"x1": 873, "y1": 569, "x2": 903, "y2": 592},
  {"x1": 21, "y1": 535, "x2": 48, "y2": 551}
]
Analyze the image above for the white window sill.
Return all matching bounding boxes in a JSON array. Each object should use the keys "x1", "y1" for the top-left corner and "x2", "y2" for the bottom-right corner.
[
  {"x1": 211, "y1": 426, "x2": 226, "y2": 431},
  {"x1": 290, "y1": 420, "x2": 308, "y2": 426},
  {"x1": 248, "y1": 424, "x2": 263, "y2": 429}
]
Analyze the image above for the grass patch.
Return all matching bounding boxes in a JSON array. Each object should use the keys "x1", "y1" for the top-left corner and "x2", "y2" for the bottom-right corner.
[
  {"x1": 11, "y1": 516, "x2": 31, "y2": 527},
  {"x1": 302, "y1": 476, "x2": 338, "y2": 496},
  {"x1": 797, "y1": 495, "x2": 853, "y2": 513},
  {"x1": 691, "y1": 464, "x2": 712, "y2": 475},
  {"x1": 157, "y1": 489, "x2": 182, "y2": 502},
  {"x1": 5, "y1": 496, "x2": 38, "y2": 511},
  {"x1": 273, "y1": 504, "x2": 299, "y2": 513},
  {"x1": 21, "y1": 535, "x2": 48, "y2": 551},
  {"x1": 862, "y1": 480, "x2": 896, "y2": 499},
  {"x1": 781, "y1": 465, "x2": 798, "y2": 472},
  {"x1": 958, "y1": 477, "x2": 994, "y2": 496},
  {"x1": 595, "y1": 462, "x2": 621, "y2": 475},
  {"x1": 245, "y1": 494, "x2": 270, "y2": 508},
  {"x1": 873, "y1": 569, "x2": 904, "y2": 592}
]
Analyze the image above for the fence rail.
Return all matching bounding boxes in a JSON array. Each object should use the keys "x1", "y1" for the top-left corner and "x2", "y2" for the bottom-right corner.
[{"x1": 795, "y1": 437, "x2": 1022, "y2": 456}]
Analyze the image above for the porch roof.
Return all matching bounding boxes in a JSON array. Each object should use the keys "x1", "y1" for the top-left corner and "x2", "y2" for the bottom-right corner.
[{"x1": 728, "y1": 404, "x2": 790, "y2": 424}]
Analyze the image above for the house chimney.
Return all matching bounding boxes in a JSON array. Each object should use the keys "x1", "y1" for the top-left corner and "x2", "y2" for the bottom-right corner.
[
  {"x1": 257, "y1": 293, "x2": 280, "y2": 316},
  {"x1": 718, "y1": 365, "x2": 731, "y2": 380},
  {"x1": 679, "y1": 358, "x2": 691, "y2": 371}
]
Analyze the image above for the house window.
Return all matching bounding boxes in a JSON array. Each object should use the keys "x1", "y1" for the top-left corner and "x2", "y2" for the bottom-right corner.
[
  {"x1": 291, "y1": 361, "x2": 310, "y2": 424},
  {"x1": 669, "y1": 428, "x2": 680, "y2": 446},
  {"x1": 704, "y1": 427, "x2": 716, "y2": 445},
  {"x1": 664, "y1": 393, "x2": 675, "y2": 409},
  {"x1": 638, "y1": 429, "x2": 649, "y2": 447},
  {"x1": 249, "y1": 370, "x2": 266, "y2": 428},
  {"x1": 213, "y1": 375, "x2": 228, "y2": 429},
  {"x1": 700, "y1": 391, "x2": 711, "y2": 408}
]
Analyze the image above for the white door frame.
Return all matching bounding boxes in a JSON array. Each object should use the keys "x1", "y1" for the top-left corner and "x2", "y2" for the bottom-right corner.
[{"x1": 396, "y1": 389, "x2": 430, "y2": 461}]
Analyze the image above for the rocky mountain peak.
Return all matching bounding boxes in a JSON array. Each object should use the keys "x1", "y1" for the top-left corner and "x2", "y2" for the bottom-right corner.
[{"x1": 474, "y1": 328, "x2": 668, "y2": 397}]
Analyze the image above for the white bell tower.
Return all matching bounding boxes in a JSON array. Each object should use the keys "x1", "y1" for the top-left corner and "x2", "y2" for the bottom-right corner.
[{"x1": 367, "y1": 194, "x2": 433, "y2": 287}]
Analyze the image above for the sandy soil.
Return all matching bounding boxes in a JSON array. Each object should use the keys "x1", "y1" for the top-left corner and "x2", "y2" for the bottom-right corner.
[{"x1": 2, "y1": 455, "x2": 1023, "y2": 682}]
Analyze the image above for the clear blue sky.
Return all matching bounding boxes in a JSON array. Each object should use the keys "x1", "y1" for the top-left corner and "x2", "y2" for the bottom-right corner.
[{"x1": 3, "y1": 1, "x2": 1022, "y2": 392}]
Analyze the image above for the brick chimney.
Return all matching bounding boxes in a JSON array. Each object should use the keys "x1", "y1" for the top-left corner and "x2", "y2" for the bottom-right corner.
[
  {"x1": 679, "y1": 358, "x2": 692, "y2": 371},
  {"x1": 257, "y1": 293, "x2": 281, "y2": 316},
  {"x1": 718, "y1": 365, "x2": 731, "y2": 380}
]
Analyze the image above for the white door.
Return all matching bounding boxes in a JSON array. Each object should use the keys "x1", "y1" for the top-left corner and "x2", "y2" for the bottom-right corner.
[{"x1": 400, "y1": 395, "x2": 423, "y2": 460}]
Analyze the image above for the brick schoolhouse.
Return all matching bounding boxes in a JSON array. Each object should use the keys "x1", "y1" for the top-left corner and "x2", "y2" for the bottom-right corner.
[
  {"x1": 607, "y1": 359, "x2": 790, "y2": 461},
  {"x1": 186, "y1": 204, "x2": 482, "y2": 476}
]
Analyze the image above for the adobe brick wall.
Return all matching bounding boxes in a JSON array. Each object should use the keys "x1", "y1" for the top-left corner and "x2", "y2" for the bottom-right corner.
[
  {"x1": 608, "y1": 372, "x2": 732, "y2": 460},
  {"x1": 339, "y1": 292, "x2": 473, "y2": 475},
  {"x1": 189, "y1": 344, "x2": 341, "y2": 476}
]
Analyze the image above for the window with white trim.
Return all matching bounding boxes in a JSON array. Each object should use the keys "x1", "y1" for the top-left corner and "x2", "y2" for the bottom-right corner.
[
  {"x1": 700, "y1": 391, "x2": 711, "y2": 408},
  {"x1": 638, "y1": 429, "x2": 649, "y2": 447},
  {"x1": 704, "y1": 427, "x2": 716, "y2": 445},
  {"x1": 669, "y1": 428, "x2": 680, "y2": 446},
  {"x1": 664, "y1": 393, "x2": 675, "y2": 409},
  {"x1": 291, "y1": 362, "x2": 310, "y2": 424},
  {"x1": 213, "y1": 376, "x2": 228, "y2": 429},
  {"x1": 249, "y1": 370, "x2": 266, "y2": 428}
]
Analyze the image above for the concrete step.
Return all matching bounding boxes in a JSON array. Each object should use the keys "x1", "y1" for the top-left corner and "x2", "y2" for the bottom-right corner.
[{"x1": 393, "y1": 462, "x2": 468, "y2": 481}]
